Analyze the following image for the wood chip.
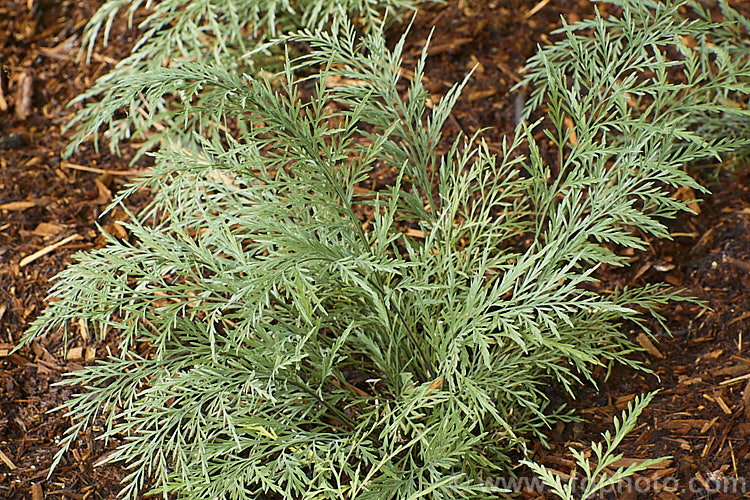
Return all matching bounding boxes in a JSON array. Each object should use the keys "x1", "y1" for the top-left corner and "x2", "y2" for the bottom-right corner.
[
  {"x1": 36, "y1": 358, "x2": 62, "y2": 372},
  {"x1": 662, "y1": 419, "x2": 707, "y2": 430},
  {"x1": 693, "y1": 472, "x2": 710, "y2": 491},
  {"x1": 632, "y1": 262, "x2": 651, "y2": 281},
  {"x1": 702, "y1": 393, "x2": 733, "y2": 415},
  {"x1": 0, "y1": 70, "x2": 8, "y2": 111},
  {"x1": 727, "y1": 310, "x2": 750, "y2": 327},
  {"x1": 690, "y1": 227, "x2": 715, "y2": 254},
  {"x1": 78, "y1": 318, "x2": 89, "y2": 342},
  {"x1": 467, "y1": 88, "x2": 498, "y2": 102},
  {"x1": 525, "y1": 0, "x2": 551, "y2": 18},
  {"x1": 31, "y1": 483, "x2": 44, "y2": 500},
  {"x1": 702, "y1": 349, "x2": 723, "y2": 360},
  {"x1": 700, "y1": 416, "x2": 719, "y2": 434},
  {"x1": 66, "y1": 346, "x2": 84, "y2": 361},
  {"x1": 15, "y1": 70, "x2": 33, "y2": 120},
  {"x1": 609, "y1": 457, "x2": 671, "y2": 469},
  {"x1": 32, "y1": 222, "x2": 65, "y2": 238},
  {"x1": 636, "y1": 332, "x2": 664, "y2": 358},
  {"x1": 725, "y1": 257, "x2": 750, "y2": 274},
  {"x1": 657, "y1": 492, "x2": 681, "y2": 499},
  {"x1": 429, "y1": 37, "x2": 475, "y2": 56},
  {"x1": 0, "y1": 448, "x2": 16, "y2": 470},
  {"x1": 31, "y1": 342, "x2": 56, "y2": 363},
  {"x1": 31, "y1": 482, "x2": 43, "y2": 500},
  {"x1": 719, "y1": 371, "x2": 750, "y2": 386},
  {"x1": 325, "y1": 75, "x2": 367, "y2": 88},
  {"x1": 329, "y1": 377, "x2": 370, "y2": 398},
  {"x1": 61, "y1": 161, "x2": 150, "y2": 176},
  {"x1": 0, "y1": 342, "x2": 13, "y2": 357},
  {"x1": 668, "y1": 232, "x2": 699, "y2": 238},
  {"x1": 19, "y1": 234, "x2": 83, "y2": 267},
  {"x1": 701, "y1": 435, "x2": 716, "y2": 458},
  {"x1": 37, "y1": 34, "x2": 77, "y2": 61},
  {"x1": 496, "y1": 61, "x2": 522, "y2": 83},
  {"x1": 714, "y1": 395, "x2": 732, "y2": 415},
  {"x1": 0, "y1": 200, "x2": 37, "y2": 211},
  {"x1": 649, "y1": 467, "x2": 678, "y2": 480},
  {"x1": 613, "y1": 393, "x2": 637, "y2": 410},
  {"x1": 94, "y1": 178, "x2": 112, "y2": 205},
  {"x1": 715, "y1": 364, "x2": 750, "y2": 378}
]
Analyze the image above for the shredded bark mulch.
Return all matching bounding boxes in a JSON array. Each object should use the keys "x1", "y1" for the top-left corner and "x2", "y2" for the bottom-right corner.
[{"x1": 1, "y1": 0, "x2": 749, "y2": 498}]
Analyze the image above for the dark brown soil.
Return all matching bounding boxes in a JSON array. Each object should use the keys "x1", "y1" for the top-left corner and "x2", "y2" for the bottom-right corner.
[{"x1": 1, "y1": 1, "x2": 749, "y2": 499}]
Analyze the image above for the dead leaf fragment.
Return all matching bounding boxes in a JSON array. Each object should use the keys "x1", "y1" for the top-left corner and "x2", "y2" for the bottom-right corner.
[
  {"x1": 672, "y1": 186, "x2": 700, "y2": 214},
  {"x1": 427, "y1": 377, "x2": 444, "y2": 393},
  {"x1": 563, "y1": 116, "x2": 577, "y2": 145}
]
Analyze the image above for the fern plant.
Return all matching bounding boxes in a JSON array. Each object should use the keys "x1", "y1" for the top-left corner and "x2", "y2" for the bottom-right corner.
[{"x1": 18, "y1": 0, "x2": 750, "y2": 498}]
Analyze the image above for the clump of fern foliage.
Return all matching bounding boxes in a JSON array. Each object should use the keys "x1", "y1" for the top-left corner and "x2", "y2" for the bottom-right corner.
[
  {"x1": 19, "y1": 0, "x2": 750, "y2": 498},
  {"x1": 520, "y1": 0, "x2": 750, "y2": 169},
  {"x1": 67, "y1": 0, "x2": 431, "y2": 155}
]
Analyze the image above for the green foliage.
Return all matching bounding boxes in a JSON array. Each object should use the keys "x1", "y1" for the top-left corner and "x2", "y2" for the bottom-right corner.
[
  {"x1": 65, "y1": 0, "x2": 429, "y2": 157},
  {"x1": 520, "y1": 0, "x2": 750, "y2": 168},
  {"x1": 524, "y1": 391, "x2": 669, "y2": 500},
  {"x1": 20, "y1": 0, "x2": 750, "y2": 498}
]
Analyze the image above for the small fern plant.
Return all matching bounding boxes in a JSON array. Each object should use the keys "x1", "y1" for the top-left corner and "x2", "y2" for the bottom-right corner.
[
  {"x1": 18, "y1": 0, "x2": 750, "y2": 498},
  {"x1": 525, "y1": 391, "x2": 669, "y2": 500}
]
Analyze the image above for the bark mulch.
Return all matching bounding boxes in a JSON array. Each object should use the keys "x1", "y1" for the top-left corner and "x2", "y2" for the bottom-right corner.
[{"x1": 1, "y1": 0, "x2": 749, "y2": 498}]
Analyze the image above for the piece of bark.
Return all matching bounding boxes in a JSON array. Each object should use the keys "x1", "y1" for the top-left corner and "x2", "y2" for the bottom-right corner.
[
  {"x1": 636, "y1": 332, "x2": 664, "y2": 359},
  {"x1": 15, "y1": 70, "x2": 33, "y2": 120},
  {"x1": 31, "y1": 483, "x2": 43, "y2": 500},
  {"x1": 0, "y1": 70, "x2": 8, "y2": 111}
]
